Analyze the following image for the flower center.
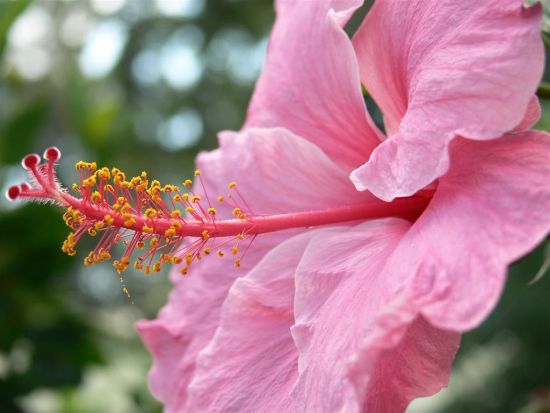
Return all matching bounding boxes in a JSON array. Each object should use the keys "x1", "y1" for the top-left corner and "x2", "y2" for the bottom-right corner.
[{"x1": 6, "y1": 147, "x2": 432, "y2": 276}]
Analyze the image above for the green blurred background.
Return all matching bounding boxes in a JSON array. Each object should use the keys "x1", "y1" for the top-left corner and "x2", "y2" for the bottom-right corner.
[{"x1": 0, "y1": 1, "x2": 548, "y2": 412}]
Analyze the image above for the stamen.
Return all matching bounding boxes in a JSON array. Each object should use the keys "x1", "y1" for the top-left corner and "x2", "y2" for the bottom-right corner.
[{"x1": 6, "y1": 147, "x2": 433, "y2": 278}]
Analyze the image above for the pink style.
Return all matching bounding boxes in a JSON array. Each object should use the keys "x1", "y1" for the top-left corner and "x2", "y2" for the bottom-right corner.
[{"x1": 136, "y1": 1, "x2": 550, "y2": 412}]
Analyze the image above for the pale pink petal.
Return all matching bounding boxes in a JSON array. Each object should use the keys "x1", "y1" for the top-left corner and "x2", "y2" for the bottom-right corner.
[
  {"x1": 292, "y1": 219, "x2": 460, "y2": 412},
  {"x1": 245, "y1": 0, "x2": 382, "y2": 167},
  {"x1": 185, "y1": 230, "x2": 321, "y2": 412},
  {"x1": 389, "y1": 131, "x2": 550, "y2": 331},
  {"x1": 351, "y1": 0, "x2": 544, "y2": 200}
]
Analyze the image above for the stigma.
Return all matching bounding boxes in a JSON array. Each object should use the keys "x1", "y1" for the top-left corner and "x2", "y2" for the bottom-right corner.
[{"x1": 6, "y1": 147, "x2": 432, "y2": 276}]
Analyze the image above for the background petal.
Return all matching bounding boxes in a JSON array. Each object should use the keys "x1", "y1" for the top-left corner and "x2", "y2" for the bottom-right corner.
[
  {"x1": 351, "y1": 0, "x2": 544, "y2": 200},
  {"x1": 245, "y1": 0, "x2": 382, "y2": 167}
]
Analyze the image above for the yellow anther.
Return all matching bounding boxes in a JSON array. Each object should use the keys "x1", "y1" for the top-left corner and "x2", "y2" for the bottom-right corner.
[
  {"x1": 94, "y1": 221, "x2": 105, "y2": 230},
  {"x1": 179, "y1": 266, "x2": 188, "y2": 276},
  {"x1": 121, "y1": 203, "x2": 132, "y2": 214},
  {"x1": 141, "y1": 171, "x2": 148, "y2": 179},
  {"x1": 117, "y1": 196, "x2": 125, "y2": 205},
  {"x1": 104, "y1": 184, "x2": 114, "y2": 193},
  {"x1": 122, "y1": 214, "x2": 136, "y2": 227},
  {"x1": 232, "y1": 246, "x2": 238, "y2": 256},
  {"x1": 171, "y1": 209, "x2": 182, "y2": 218},
  {"x1": 137, "y1": 241, "x2": 145, "y2": 249},
  {"x1": 217, "y1": 250, "x2": 224, "y2": 257},
  {"x1": 196, "y1": 253, "x2": 202, "y2": 261},
  {"x1": 203, "y1": 247, "x2": 211, "y2": 255},
  {"x1": 104, "y1": 215, "x2": 114, "y2": 225},
  {"x1": 145, "y1": 265, "x2": 151, "y2": 275},
  {"x1": 91, "y1": 191, "x2": 102, "y2": 203},
  {"x1": 134, "y1": 261, "x2": 143, "y2": 270},
  {"x1": 228, "y1": 181, "x2": 237, "y2": 189},
  {"x1": 192, "y1": 195, "x2": 201, "y2": 203},
  {"x1": 154, "y1": 262, "x2": 161, "y2": 272},
  {"x1": 142, "y1": 225, "x2": 154, "y2": 234},
  {"x1": 185, "y1": 206, "x2": 195, "y2": 214},
  {"x1": 174, "y1": 195, "x2": 182, "y2": 202},
  {"x1": 87, "y1": 227, "x2": 97, "y2": 236},
  {"x1": 165, "y1": 228, "x2": 176, "y2": 238},
  {"x1": 208, "y1": 207, "x2": 217, "y2": 215},
  {"x1": 183, "y1": 179, "x2": 193, "y2": 188},
  {"x1": 72, "y1": 183, "x2": 80, "y2": 191},
  {"x1": 232, "y1": 208, "x2": 241, "y2": 217},
  {"x1": 150, "y1": 237, "x2": 159, "y2": 248},
  {"x1": 173, "y1": 256, "x2": 183, "y2": 264},
  {"x1": 82, "y1": 176, "x2": 97, "y2": 187},
  {"x1": 185, "y1": 254, "x2": 193, "y2": 265},
  {"x1": 234, "y1": 259, "x2": 241, "y2": 268},
  {"x1": 236, "y1": 233, "x2": 245, "y2": 240},
  {"x1": 144, "y1": 208, "x2": 157, "y2": 218},
  {"x1": 217, "y1": 196, "x2": 224, "y2": 203},
  {"x1": 201, "y1": 230, "x2": 210, "y2": 240},
  {"x1": 84, "y1": 256, "x2": 94, "y2": 266},
  {"x1": 182, "y1": 193, "x2": 190, "y2": 202},
  {"x1": 194, "y1": 170, "x2": 201, "y2": 176}
]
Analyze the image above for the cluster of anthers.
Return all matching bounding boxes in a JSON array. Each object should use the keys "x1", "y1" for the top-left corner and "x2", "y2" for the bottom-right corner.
[
  {"x1": 6, "y1": 147, "x2": 432, "y2": 279},
  {"x1": 6, "y1": 147, "x2": 256, "y2": 277}
]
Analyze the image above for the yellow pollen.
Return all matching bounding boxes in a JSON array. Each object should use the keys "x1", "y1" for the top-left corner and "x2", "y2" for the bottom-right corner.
[
  {"x1": 217, "y1": 196, "x2": 224, "y2": 203},
  {"x1": 208, "y1": 207, "x2": 216, "y2": 215},
  {"x1": 192, "y1": 195, "x2": 201, "y2": 203},
  {"x1": 201, "y1": 230, "x2": 209, "y2": 240},
  {"x1": 185, "y1": 206, "x2": 195, "y2": 214},
  {"x1": 194, "y1": 170, "x2": 201, "y2": 176},
  {"x1": 144, "y1": 208, "x2": 157, "y2": 218},
  {"x1": 234, "y1": 259, "x2": 241, "y2": 268},
  {"x1": 183, "y1": 179, "x2": 192, "y2": 188},
  {"x1": 204, "y1": 247, "x2": 211, "y2": 255},
  {"x1": 228, "y1": 181, "x2": 237, "y2": 189},
  {"x1": 104, "y1": 215, "x2": 114, "y2": 225},
  {"x1": 150, "y1": 237, "x2": 159, "y2": 247},
  {"x1": 171, "y1": 209, "x2": 182, "y2": 218},
  {"x1": 142, "y1": 224, "x2": 154, "y2": 234},
  {"x1": 217, "y1": 250, "x2": 224, "y2": 257},
  {"x1": 232, "y1": 246, "x2": 238, "y2": 255}
]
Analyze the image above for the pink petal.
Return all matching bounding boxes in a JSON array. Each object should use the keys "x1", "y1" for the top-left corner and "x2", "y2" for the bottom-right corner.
[
  {"x1": 513, "y1": 95, "x2": 542, "y2": 132},
  {"x1": 185, "y1": 231, "x2": 321, "y2": 412},
  {"x1": 206, "y1": 127, "x2": 372, "y2": 214},
  {"x1": 390, "y1": 131, "x2": 550, "y2": 331},
  {"x1": 351, "y1": 0, "x2": 544, "y2": 200},
  {"x1": 136, "y1": 233, "x2": 288, "y2": 412},
  {"x1": 292, "y1": 220, "x2": 460, "y2": 412},
  {"x1": 245, "y1": 0, "x2": 382, "y2": 167}
]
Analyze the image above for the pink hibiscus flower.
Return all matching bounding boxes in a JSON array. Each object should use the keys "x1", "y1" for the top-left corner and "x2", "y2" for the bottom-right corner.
[
  {"x1": 7, "y1": 0, "x2": 548, "y2": 411},
  {"x1": 134, "y1": 1, "x2": 550, "y2": 412}
]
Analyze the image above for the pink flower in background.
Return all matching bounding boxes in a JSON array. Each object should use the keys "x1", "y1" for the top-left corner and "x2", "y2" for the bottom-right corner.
[{"x1": 136, "y1": 1, "x2": 550, "y2": 412}]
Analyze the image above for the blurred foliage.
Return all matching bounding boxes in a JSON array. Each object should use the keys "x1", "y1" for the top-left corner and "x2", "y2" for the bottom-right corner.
[{"x1": 0, "y1": 1, "x2": 548, "y2": 413}]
